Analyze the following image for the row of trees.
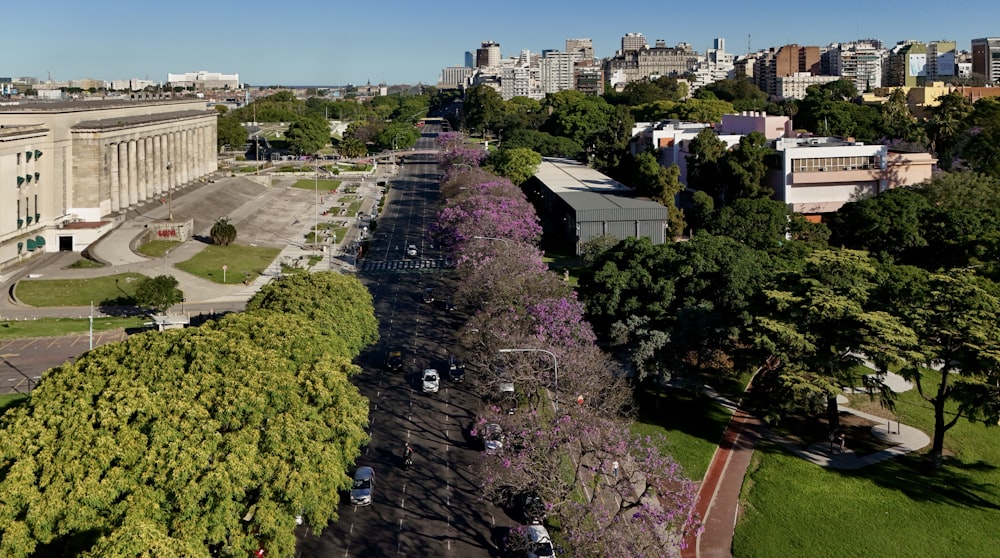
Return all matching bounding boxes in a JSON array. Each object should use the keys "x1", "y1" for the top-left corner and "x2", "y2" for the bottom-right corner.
[
  {"x1": 578, "y1": 172, "x2": 1000, "y2": 469},
  {"x1": 432, "y1": 133, "x2": 700, "y2": 556},
  {"x1": 0, "y1": 272, "x2": 379, "y2": 557}
]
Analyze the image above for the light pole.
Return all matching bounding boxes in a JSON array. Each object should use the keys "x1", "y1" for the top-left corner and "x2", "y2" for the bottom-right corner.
[
  {"x1": 498, "y1": 348, "x2": 558, "y2": 412},
  {"x1": 314, "y1": 158, "x2": 320, "y2": 249}
]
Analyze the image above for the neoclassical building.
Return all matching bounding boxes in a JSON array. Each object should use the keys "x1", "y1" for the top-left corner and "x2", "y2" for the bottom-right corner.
[{"x1": 0, "y1": 98, "x2": 217, "y2": 273}]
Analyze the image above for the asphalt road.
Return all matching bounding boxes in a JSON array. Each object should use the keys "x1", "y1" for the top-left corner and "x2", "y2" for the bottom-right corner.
[
  {"x1": 295, "y1": 128, "x2": 512, "y2": 557},
  {"x1": 0, "y1": 330, "x2": 129, "y2": 393}
]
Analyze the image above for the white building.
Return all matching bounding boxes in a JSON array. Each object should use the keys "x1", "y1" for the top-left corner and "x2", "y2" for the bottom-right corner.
[
  {"x1": 776, "y1": 73, "x2": 842, "y2": 100},
  {"x1": 539, "y1": 51, "x2": 581, "y2": 94},
  {"x1": 167, "y1": 71, "x2": 239, "y2": 90},
  {"x1": 828, "y1": 41, "x2": 886, "y2": 92},
  {"x1": 690, "y1": 38, "x2": 735, "y2": 92}
]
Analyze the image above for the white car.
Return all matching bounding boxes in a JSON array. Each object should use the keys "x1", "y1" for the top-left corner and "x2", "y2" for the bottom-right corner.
[
  {"x1": 406, "y1": 244, "x2": 418, "y2": 257},
  {"x1": 483, "y1": 423, "x2": 504, "y2": 455},
  {"x1": 526, "y1": 524, "x2": 556, "y2": 558},
  {"x1": 422, "y1": 369, "x2": 440, "y2": 393}
]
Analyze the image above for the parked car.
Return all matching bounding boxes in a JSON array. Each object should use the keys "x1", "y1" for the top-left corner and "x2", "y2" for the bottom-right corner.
[
  {"x1": 519, "y1": 491, "x2": 546, "y2": 524},
  {"x1": 482, "y1": 423, "x2": 504, "y2": 455},
  {"x1": 526, "y1": 524, "x2": 556, "y2": 558},
  {"x1": 448, "y1": 356, "x2": 465, "y2": 382},
  {"x1": 406, "y1": 244, "x2": 418, "y2": 257},
  {"x1": 385, "y1": 350, "x2": 404, "y2": 371},
  {"x1": 350, "y1": 466, "x2": 375, "y2": 506},
  {"x1": 422, "y1": 369, "x2": 440, "y2": 393},
  {"x1": 422, "y1": 288, "x2": 435, "y2": 303}
]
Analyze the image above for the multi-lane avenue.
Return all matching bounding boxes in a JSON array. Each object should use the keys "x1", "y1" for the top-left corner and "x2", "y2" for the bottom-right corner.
[{"x1": 296, "y1": 125, "x2": 511, "y2": 557}]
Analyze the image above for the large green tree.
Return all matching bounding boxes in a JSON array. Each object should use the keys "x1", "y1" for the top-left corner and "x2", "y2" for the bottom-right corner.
[
  {"x1": 485, "y1": 147, "x2": 542, "y2": 185},
  {"x1": 245, "y1": 271, "x2": 379, "y2": 356},
  {"x1": 463, "y1": 85, "x2": 505, "y2": 137},
  {"x1": 0, "y1": 311, "x2": 370, "y2": 558},
  {"x1": 896, "y1": 270, "x2": 1000, "y2": 469},
  {"x1": 284, "y1": 115, "x2": 331, "y2": 155},
  {"x1": 217, "y1": 113, "x2": 248, "y2": 151},
  {"x1": 753, "y1": 249, "x2": 916, "y2": 429},
  {"x1": 132, "y1": 275, "x2": 183, "y2": 313}
]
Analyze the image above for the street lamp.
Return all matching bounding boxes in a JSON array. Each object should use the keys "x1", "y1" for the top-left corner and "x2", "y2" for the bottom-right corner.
[
  {"x1": 498, "y1": 348, "x2": 559, "y2": 412},
  {"x1": 314, "y1": 158, "x2": 320, "y2": 250}
]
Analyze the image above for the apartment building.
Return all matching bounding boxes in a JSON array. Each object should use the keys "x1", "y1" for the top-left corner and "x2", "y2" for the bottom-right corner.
[{"x1": 971, "y1": 37, "x2": 1000, "y2": 84}]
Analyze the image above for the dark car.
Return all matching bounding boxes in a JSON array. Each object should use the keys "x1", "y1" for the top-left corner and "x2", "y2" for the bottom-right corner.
[
  {"x1": 519, "y1": 491, "x2": 546, "y2": 524},
  {"x1": 448, "y1": 356, "x2": 465, "y2": 382},
  {"x1": 385, "y1": 350, "x2": 404, "y2": 371},
  {"x1": 422, "y1": 288, "x2": 435, "y2": 303}
]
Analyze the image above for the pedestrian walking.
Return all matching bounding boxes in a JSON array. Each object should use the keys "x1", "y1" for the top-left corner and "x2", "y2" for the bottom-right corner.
[
  {"x1": 838, "y1": 432, "x2": 846, "y2": 452},
  {"x1": 612, "y1": 459, "x2": 620, "y2": 479}
]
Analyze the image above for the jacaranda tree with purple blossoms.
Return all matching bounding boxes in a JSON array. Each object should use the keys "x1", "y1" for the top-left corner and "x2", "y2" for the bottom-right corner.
[
  {"x1": 437, "y1": 131, "x2": 488, "y2": 170},
  {"x1": 432, "y1": 189, "x2": 542, "y2": 253}
]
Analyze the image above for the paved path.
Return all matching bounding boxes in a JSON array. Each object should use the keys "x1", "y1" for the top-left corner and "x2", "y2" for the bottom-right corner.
[
  {"x1": 0, "y1": 169, "x2": 390, "y2": 320},
  {"x1": 682, "y1": 379, "x2": 930, "y2": 558}
]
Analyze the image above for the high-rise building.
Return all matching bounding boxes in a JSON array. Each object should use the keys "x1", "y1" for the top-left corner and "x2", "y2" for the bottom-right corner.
[
  {"x1": 621, "y1": 32, "x2": 647, "y2": 53},
  {"x1": 565, "y1": 38, "x2": 594, "y2": 61},
  {"x1": 476, "y1": 41, "x2": 501, "y2": 68},
  {"x1": 886, "y1": 40, "x2": 927, "y2": 86},
  {"x1": 926, "y1": 40, "x2": 957, "y2": 79},
  {"x1": 605, "y1": 41, "x2": 699, "y2": 89},
  {"x1": 464, "y1": 51, "x2": 475, "y2": 68},
  {"x1": 971, "y1": 37, "x2": 1000, "y2": 84},
  {"x1": 540, "y1": 51, "x2": 581, "y2": 94},
  {"x1": 828, "y1": 40, "x2": 886, "y2": 92},
  {"x1": 754, "y1": 44, "x2": 821, "y2": 96}
]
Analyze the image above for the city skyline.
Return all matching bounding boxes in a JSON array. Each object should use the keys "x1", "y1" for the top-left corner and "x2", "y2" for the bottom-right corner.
[{"x1": 4, "y1": 0, "x2": 999, "y2": 86}]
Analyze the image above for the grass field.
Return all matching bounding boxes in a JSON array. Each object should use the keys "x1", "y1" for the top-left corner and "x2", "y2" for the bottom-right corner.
[
  {"x1": 291, "y1": 179, "x2": 341, "y2": 191},
  {"x1": 733, "y1": 383, "x2": 1000, "y2": 558},
  {"x1": 0, "y1": 393, "x2": 28, "y2": 415},
  {"x1": 632, "y1": 388, "x2": 732, "y2": 480},
  {"x1": 136, "y1": 240, "x2": 181, "y2": 258},
  {"x1": 174, "y1": 244, "x2": 281, "y2": 284},
  {"x1": 14, "y1": 273, "x2": 147, "y2": 307},
  {"x1": 0, "y1": 317, "x2": 145, "y2": 340}
]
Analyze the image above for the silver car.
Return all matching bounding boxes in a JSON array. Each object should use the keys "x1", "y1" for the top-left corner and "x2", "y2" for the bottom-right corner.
[
  {"x1": 422, "y1": 369, "x2": 440, "y2": 393},
  {"x1": 349, "y1": 466, "x2": 375, "y2": 506}
]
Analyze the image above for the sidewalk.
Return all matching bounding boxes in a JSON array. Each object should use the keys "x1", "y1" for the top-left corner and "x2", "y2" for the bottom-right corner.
[
  {"x1": 0, "y1": 171, "x2": 378, "y2": 319},
  {"x1": 682, "y1": 382, "x2": 930, "y2": 558}
]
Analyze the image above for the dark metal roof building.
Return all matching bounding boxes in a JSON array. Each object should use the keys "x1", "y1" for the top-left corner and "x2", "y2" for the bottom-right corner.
[{"x1": 525, "y1": 158, "x2": 668, "y2": 254}]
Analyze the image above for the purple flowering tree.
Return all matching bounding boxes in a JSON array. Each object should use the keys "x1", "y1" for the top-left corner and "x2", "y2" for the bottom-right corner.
[
  {"x1": 432, "y1": 191, "x2": 542, "y2": 253},
  {"x1": 476, "y1": 409, "x2": 700, "y2": 557},
  {"x1": 437, "y1": 131, "x2": 488, "y2": 170},
  {"x1": 526, "y1": 295, "x2": 597, "y2": 349}
]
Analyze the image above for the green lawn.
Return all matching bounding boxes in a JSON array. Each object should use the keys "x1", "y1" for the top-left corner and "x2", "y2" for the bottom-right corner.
[
  {"x1": 733, "y1": 384, "x2": 1000, "y2": 558},
  {"x1": 0, "y1": 317, "x2": 145, "y2": 340},
  {"x1": 136, "y1": 240, "x2": 181, "y2": 258},
  {"x1": 175, "y1": 244, "x2": 281, "y2": 284},
  {"x1": 632, "y1": 388, "x2": 732, "y2": 480},
  {"x1": 14, "y1": 273, "x2": 146, "y2": 307},
  {"x1": 0, "y1": 393, "x2": 28, "y2": 415},
  {"x1": 291, "y1": 179, "x2": 341, "y2": 191}
]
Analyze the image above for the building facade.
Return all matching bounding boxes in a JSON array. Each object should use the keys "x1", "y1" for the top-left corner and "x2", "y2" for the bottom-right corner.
[
  {"x1": 971, "y1": 37, "x2": 1000, "y2": 84},
  {"x1": 0, "y1": 99, "x2": 217, "y2": 272},
  {"x1": 167, "y1": 71, "x2": 239, "y2": 90},
  {"x1": 476, "y1": 42, "x2": 502, "y2": 68}
]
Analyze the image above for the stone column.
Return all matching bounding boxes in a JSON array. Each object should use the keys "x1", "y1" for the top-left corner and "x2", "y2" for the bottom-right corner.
[
  {"x1": 196, "y1": 126, "x2": 205, "y2": 178},
  {"x1": 169, "y1": 131, "x2": 179, "y2": 190},
  {"x1": 109, "y1": 142, "x2": 120, "y2": 213},
  {"x1": 119, "y1": 141, "x2": 131, "y2": 208},
  {"x1": 136, "y1": 136, "x2": 148, "y2": 203},
  {"x1": 128, "y1": 139, "x2": 140, "y2": 208},
  {"x1": 153, "y1": 135, "x2": 165, "y2": 197},
  {"x1": 144, "y1": 136, "x2": 155, "y2": 200}
]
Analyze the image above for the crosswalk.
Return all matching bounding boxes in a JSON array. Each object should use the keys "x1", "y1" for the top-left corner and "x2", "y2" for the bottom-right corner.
[{"x1": 360, "y1": 258, "x2": 452, "y2": 273}]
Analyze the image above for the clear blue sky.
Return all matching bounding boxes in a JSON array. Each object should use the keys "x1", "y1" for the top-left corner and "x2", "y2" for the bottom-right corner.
[{"x1": 4, "y1": 0, "x2": 998, "y2": 86}]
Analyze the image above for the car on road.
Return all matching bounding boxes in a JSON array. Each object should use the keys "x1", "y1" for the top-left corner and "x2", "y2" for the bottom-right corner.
[
  {"x1": 422, "y1": 288, "x2": 435, "y2": 303},
  {"x1": 526, "y1": 524, "x2": 556, "y2": 558},
  {"x1": 519, "y1": 491, "x2": 546, "y2": 524},
  {"x1": 482, "y1": 422, "x2": 504, "y2": 455},
  {"x1": 350, "y1": 466, "x2": 375, "y2": 506},
  {"x1": 406, "y1": 244, "x2": 418, "y2": 257},
  {"x1": 385, "y1": 350, "x2": 404, "y2": 371},
  {"x1": 422, "y1": 369, "x2": 440, "y2": 393},
  {"x1": 448, "y1": 356, "x2": 465, "y2": 382}
]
